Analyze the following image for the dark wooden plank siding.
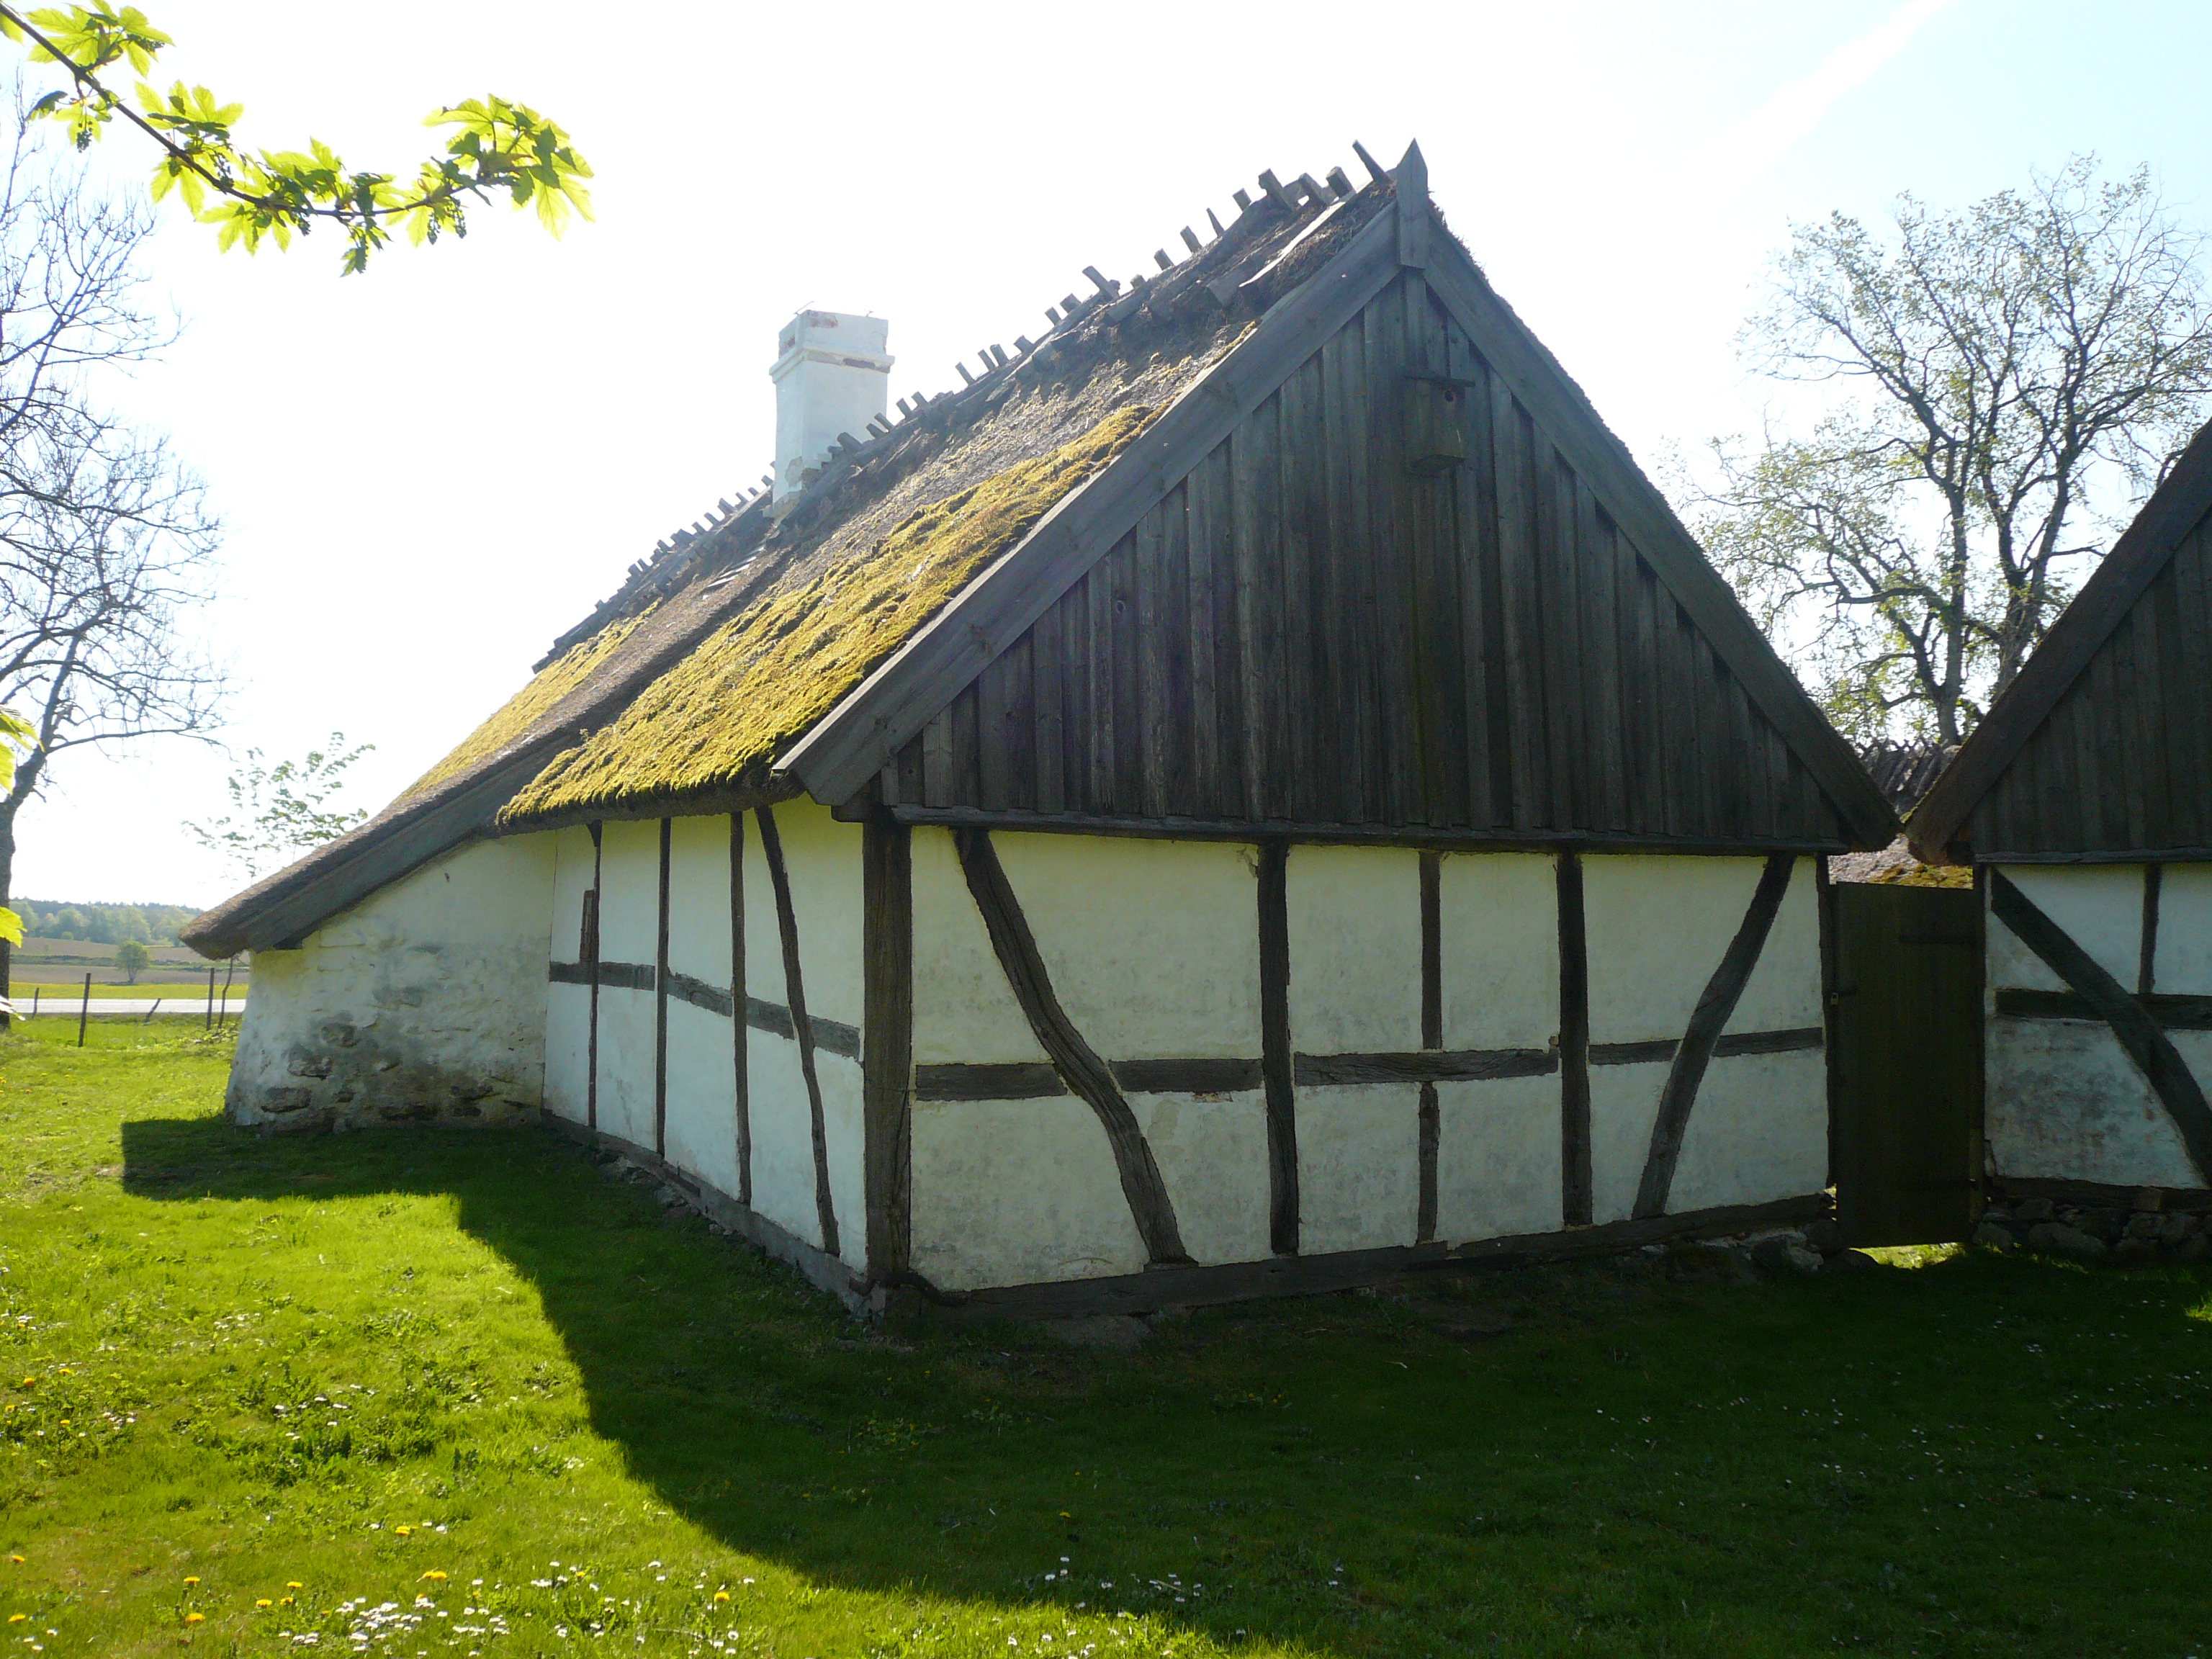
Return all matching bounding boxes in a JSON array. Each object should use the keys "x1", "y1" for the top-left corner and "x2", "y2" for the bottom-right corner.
[
  {"x1": 1961, "y1": 511, "x2": 2212, "y2": 856},
  {"x1": 875, "y1": 269, "x2": 1868, "y2": 849}
]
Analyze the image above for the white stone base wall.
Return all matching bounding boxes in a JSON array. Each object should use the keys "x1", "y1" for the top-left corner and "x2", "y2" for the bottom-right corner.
[{"x1": 226, "y1": 836, "x2": 556, "y2": 1130}]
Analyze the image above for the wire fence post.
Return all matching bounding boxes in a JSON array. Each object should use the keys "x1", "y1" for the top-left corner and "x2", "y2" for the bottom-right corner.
[
  {"x1": 205, "y1": 966, "x2": 215, "y2": 1030},
  {"x1": 77, "y1": 971, "x2": 90, "y2": 1048},
  {"x1": 219, "y1": 954, "x2": 238, "y2": 1028}
]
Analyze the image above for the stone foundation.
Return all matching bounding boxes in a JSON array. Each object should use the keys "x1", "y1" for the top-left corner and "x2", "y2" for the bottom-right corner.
[{"x1": 1972, "y1": 1193, "x2": 2210, "y2": 1265}]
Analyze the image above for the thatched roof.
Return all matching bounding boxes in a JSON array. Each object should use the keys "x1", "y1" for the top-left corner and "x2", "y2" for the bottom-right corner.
[{"x1": 184, "y1": 158, "x2": 1394, "y2": 956}]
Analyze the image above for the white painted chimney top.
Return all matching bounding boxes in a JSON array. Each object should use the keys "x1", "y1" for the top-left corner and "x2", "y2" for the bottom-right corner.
[{"x1": 769, "y1": 310, "x2": 893, "y2": 503}]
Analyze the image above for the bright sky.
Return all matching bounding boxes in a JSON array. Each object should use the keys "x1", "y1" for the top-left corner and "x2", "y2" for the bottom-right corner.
[{"x1": 17, "y1": 0, "x2": 2211, "y2": 908}]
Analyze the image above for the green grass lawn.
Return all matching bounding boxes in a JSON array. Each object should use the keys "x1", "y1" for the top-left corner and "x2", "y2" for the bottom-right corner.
[{"x1": 2, "y1": 1020, "x2": 2208, "y2": 1658}]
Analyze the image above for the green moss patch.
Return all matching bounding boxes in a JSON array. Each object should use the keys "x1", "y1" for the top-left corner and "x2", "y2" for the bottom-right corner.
[
  {"x1": 402, "y1": 610, "x2": 655, "y2": 800},
  {"x1": 500, "y1": 404, "x2": 1155, "y2": 822}
]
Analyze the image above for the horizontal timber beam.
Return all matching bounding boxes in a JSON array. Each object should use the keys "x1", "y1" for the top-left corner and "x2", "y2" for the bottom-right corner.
[
  {"x1": 880, "y1": 805, "x2": 1846, "y2": 857},
  {"x1": 1995, "y1": 989, "x2": 2212, "y2": 1030},
  {"x1": 907, "y1": 1194, "x2": 1830, "y2": 1323},
  {"x1": 548, "y1": 959, "x2": 860, "y2": 1059},
  {"x1": 913, "y1": 1032, "x2": 1826, "y2": 1102}
]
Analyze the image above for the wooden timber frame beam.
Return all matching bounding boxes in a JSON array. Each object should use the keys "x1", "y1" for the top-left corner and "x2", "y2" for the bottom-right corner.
[
  {"x1": 757, "y1": 804, "x2": 842, "y2": 1259},
  {"x1": 902, "y1": 1194, "x2": 1830, "y2": 1324},
  {"x1": 954, "y1": 827, "x2": 1192, "y2": 1266},
  {"x1": 729, "y1": 813, "x2": 751, "y2": 1207},
  {"x1": 862, "y1": 817, "x2": 914, "y2": 1283},
  {"x1": 1988, "y1": 868, "x2": 2212, "y2": 1185},
  {"x1": 585, "y1": 822, "x2": 602, "y2": 1133},
  {"x1": 654, "y1": 817, "x2": 673, "y2": 1158},
  {"x1": 1632, "y1": 853, "x2": 1796, "y2": 1218}
]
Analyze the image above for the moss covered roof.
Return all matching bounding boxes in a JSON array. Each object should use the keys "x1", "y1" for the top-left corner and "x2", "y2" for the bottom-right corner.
[
  {"x1": 186, "y1": 165, "x2": 1395, "y2": 953},
  {"x1": 498, "y1": 405, "x2": 1154, "y2": 823},
  {"x1": 404, "y1": 608, "x2": 655, "y2": 799}
]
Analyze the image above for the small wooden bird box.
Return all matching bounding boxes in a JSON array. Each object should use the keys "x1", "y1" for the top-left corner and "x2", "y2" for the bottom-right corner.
[{"x1": 1405, "y1": 373, "x2": 1470, "y2": 475}]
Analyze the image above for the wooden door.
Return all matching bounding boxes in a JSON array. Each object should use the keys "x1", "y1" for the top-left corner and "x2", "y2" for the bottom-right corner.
[{"x1": 1830, "y1": 881, "x2": 1982, "y2": 1246}]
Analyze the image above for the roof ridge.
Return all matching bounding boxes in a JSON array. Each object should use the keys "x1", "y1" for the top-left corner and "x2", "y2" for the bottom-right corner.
[
  {"x1": 1907, "y1": 413, "x2": 2212, "y2": 861},
  {"x1": 534, "y1": 148, "x2": 1398, "y2": 670}
]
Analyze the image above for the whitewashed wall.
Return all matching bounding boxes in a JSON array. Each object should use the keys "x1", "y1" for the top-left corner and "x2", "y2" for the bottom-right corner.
[
  {"x1": 663, "y1": 816, "x2": 741, "y2": 1201},
  {"x1": 543, "y1": 826, "x2": 598, "y2": 1125},
  {"x1": 743, "y1": 800, "x2": 866, "y2": 1269},
  {"x1": 593, "y1": 819, "x2": 661, "y2": 1153},
  {"x1": 1287, "y1": 845, "x2": 1423, "y2": 1255},
  {"x1": 228, "y1": 835, "x2": 555, "y2": 1130},
  {"x1": 910, "y1": 830, "x2": 1269, "y2": 1287},
  {"x1": 910, "y1": 836, "x2": 1830, "y2": 1292},
  {"x1": 1987, "y1": 863, "x2": 2211, "y2": 1189},
  {"x1": 1435, "y1": 853, "x2": 1564, "y2": 1241},
  {"x1": 1583, "y1": 855, "x2": 1825, "y2": 1222}
]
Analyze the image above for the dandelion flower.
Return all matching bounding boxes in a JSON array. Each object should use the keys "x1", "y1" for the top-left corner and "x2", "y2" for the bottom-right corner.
[
  {"x1": 712, "y1": 1593, "x2": 729, "y2": 1605},
  {"x1": 287, "y1": 1582, "x2": 302, "y2": 1590},
  {"x1": 8, "y1": 1614, "x2": 25, "y2": 1624},
  {"x1": 184, "y1": 1577, "x2": 200, "y2": 1586},
  {"x1": 421, "y1": 1572, "x2": 446, "y2": 1582},
  {"x1": 395, "y1": 1527, "x2": 413, "y2": 1537},
  {"x1": 7, "y1": 1555, "x2": 21, "y2": 1563},
  {"x1": 256, "y1": 1599, "x2": 272, "y2": 1609},
  {"x1": 184, "y1": 1613, "x2": 204, "y2": 1624}
]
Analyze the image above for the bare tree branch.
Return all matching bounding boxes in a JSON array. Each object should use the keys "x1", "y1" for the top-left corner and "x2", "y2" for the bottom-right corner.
[
  {"x1": 0, "y1": 92, "x2": 225, "y2": 1012},
  {"x1": 1693, "y1": 158, "x2": 2212, "y2": 744}
]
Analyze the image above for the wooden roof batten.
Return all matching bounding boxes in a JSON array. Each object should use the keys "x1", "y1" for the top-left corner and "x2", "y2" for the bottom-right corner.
[
  {"x1": 1908, "y1": 416, "x2": 2212, "y2": 865},
  {"x1": 778, "y1": 139, "x2": 1897, "y2": 850}
]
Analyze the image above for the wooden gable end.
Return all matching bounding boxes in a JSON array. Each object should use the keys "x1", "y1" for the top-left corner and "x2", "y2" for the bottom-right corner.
[
  {"x1": 873, "y1": 263, "x2": 1858, "y2": 849},
  {"x1": 1957, "y1": 503, "x2": 2212, "y2": 860}
]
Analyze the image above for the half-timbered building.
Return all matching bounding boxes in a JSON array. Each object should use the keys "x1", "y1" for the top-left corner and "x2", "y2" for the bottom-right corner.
[
  {"x1": 186, "y1": 143, "x2": 1897, "y2": 1316},
  {"x1": 1910, "y1": 421, "x2": 2212, "y2": 1208}
]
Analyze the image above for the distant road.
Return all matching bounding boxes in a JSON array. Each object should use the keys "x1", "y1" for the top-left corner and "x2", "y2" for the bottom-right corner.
[{"x1": 14, "y1": 997, "x2": 247, "y2": 1017}]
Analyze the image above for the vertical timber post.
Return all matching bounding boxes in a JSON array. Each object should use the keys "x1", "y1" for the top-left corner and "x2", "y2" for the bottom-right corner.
[
  {"x1": 81, "y1": 971, "x2": 94, "y2": 1047},
  {"x1": 862, "y1": 816, "x2": 913, "y2": 1288},
  {"x1": 1257, "y1": 838, "x2": 1299, "y2": 1255},
  {"x1": 1557, "y1": 850, "x2": 1591, "y2": 1226},
  {"x1": 585, "y1": 822, "x2": 603, "y2": 1133},
  {"x1": 654, "y1": 817, "x2": 672, "y2": 1159},
  {"x1": 729, "y1": 813, "x2": 750, "y2": 1207},
  {"x1": 1417, "y1": 849, "x2": 1442, "y2": 1243}
]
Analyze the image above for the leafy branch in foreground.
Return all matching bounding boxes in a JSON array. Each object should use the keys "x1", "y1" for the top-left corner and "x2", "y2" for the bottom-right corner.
[
  {"x1": 186, "y1": 734, "x2": 375, "y2": 883},
  {"x1": 0, "y1": 1, "x2": 592, "y2": 272}
]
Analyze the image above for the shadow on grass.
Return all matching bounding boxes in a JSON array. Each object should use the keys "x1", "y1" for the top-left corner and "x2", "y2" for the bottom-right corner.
[{"x1": 113, "y1": 1108, "x2": 2212, "y2": 1657}]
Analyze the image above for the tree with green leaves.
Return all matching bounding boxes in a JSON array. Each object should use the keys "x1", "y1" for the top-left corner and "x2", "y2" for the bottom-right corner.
[
  {"x1": 1694, "y1": 158, "x2": 2212, "y2": 745},
  {"x1": 186, "y1": 734, "x2": 374, "y2": 883},
  {"x1": 113, "y1": 934, "x2": 146, "y2": 981},
  {"x1": 0, "y1": 1, "x2": 592, "y2": 273}
]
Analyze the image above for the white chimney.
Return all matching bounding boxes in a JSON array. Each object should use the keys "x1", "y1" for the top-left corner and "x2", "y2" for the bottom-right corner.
[{"x1": 770, "y1": 310, "x2": 893, "y2": 503}]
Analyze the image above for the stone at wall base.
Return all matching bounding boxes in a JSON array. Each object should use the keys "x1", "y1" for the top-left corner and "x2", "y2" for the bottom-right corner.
[
  {"x1": 1824, "y1": 1249, "x2": 1878, "y2": 1273},
  {"x1": 1972, "y1": 1221, "x2": 2018, "y2": 1251},
  {"x1": 2013, "y1": 1197, "x2": 2057, "y2": 1223},
  {"x1": 2172, "y1": 1233, "x2": 2211, "y2": 1264},
  {"x1": 2027, "y1": 1222, "x2": 2108, "y2": 1261},
  {"x1": 1800, "y1": 1218, "x2": 1845, "y2": 1254},
  {"x1": 2112, "y1": 1238, "x2": 2162, "y2": 1267}
]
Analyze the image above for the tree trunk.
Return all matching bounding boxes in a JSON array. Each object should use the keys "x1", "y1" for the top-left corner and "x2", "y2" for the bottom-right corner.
[{"x1": 0, "y1": 811, "x2": 16, "y2": 1033}]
